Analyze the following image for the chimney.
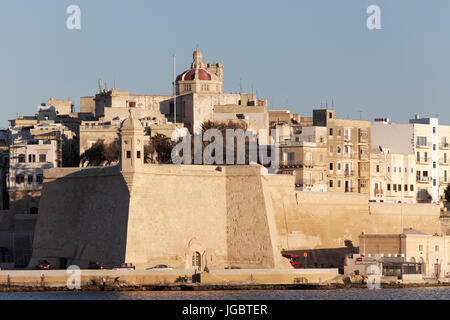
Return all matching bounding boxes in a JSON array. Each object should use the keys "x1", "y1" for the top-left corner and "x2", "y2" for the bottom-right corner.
[{"x1": 415, "y1": 114, "x2": 420, "y2": 120}]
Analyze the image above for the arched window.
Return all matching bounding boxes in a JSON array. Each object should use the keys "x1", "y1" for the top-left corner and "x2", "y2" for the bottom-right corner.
[{"x1": 18, "y1": 154, "x2": 25, "y2": 163}]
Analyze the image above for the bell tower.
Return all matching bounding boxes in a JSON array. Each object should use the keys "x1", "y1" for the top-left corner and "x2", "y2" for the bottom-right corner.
[{"x1": 120, "y1": 111, "x2": 145, "y2": 172}]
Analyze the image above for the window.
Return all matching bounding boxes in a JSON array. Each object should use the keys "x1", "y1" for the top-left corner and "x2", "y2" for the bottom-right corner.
[
  {"x1": 433, "y1": 127, "x2": 436, "y2": 134},
  {"x1": 288, "y1": 152, "x2": 295, "y2": 161},
  {"x1": 398, "y1": 184, "x2": 402, "y2": 192},
  {"x1": 37, "y1": 174, "x2": 44, "y2": 184},
  {"x1": 393, "y1": 167, "x2": 396, "y2": 173},
  {"x1": 337, "y1": 163, "x2": 341, "y2": 171},
  {"x1": 329, "y1": 112, "x2": 333, "y2": 119},
  {"x1": 28, "y1": 154, "x2": 36, "y2": 163},
  {"x1": 39, "y1": 154, "x2": 46, "y2": 163},
  {"x1": 433, "y1": 161, "x2": 436, "y2": 169},
  {"x1": 404, "y1": 184, "x2": 408, "y2": 192},
  {"x1": 393, "y1": 184, "x2": 397, "y2": 192},
  {"x1": 336, "y1": 146, "x2": 341, "y2": 154},
  {"x1": 329, "y1": 180, "x2": 333, "y2": 188},
  {"x1": 433, "y1": 179, "x2": 436, "y2": 186},
  {"x1": 376, "y1": 165, "x2": 380, "y2": 173},
  {"x1": 435, "y1": 245, "x2": 439, "y2": 252},
  {"x1": 15, "y1": 175, "x2": 24, "y2": 184},
  {"x1": 416, "y1": 152, "x2": 420, "y2": 162},
  {"x1": 329, "y1": 145, "x2": 333, "y2": 153},
  {"x1": 417, "y1": 136, "x2": 427, "y2": 146},
  {"x1": 27, "y1": 175, "x2": 33, "y2": 184},
  {"x1": 18, "y1": 154, "x2": 25, "y2": 163},
  {"x1": 424, "y1": 152, "x2": 428, "y2": 162},
  {"x1": 387, "y1": 166, "x2": 390, "y2": 173},
  {"x1": 419, "y1": 245, "x2": 423, "y2": 251},
  {"x1": 137, "y1": 151, "x2": 141, "y2": 159},
  {"x1": 320, "y1": 173, "x2": 323, "y2": 181},
  {"x1": 126, "y1": 151, "x2": 131, "y2": 159},
  {"x1": 387, "y1": 184, "x2": 391, "y2": 191},
  {"x1": 433, "y1": 144, "x2": 436, "y2": 151},
  {"x1": 337, "y1": 180, "x2": 341, "y2": 188},
  {"x1": 329, "y1": 128, "x2": 333, "y2": 136},
  {"x1": 410, "y1": 185, "x2": 414, "y2": 192},
  {"x1": 329, "y1": 163, "x2": 334, "y2": 170}
]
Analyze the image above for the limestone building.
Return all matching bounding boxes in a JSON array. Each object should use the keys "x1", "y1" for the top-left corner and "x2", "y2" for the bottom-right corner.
[
  {"x1": 370, "y1": 149, "x2": 417, "y2": 203},
  {"x1": 278, "y1": 126, "x2": 328, "y2": 191},
  {"x1": 371, "y1": 116, "x2": 450, "y2": 203},
  {"x1": 313, "y1": 109, "x2": 371, "y2": 194},
  {"x1": 359, "y1": 229, "x2": 450, "y2": 278}
]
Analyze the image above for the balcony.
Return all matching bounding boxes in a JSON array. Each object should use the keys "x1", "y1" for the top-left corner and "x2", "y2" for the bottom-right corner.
[
  {"x1": 440, "y1": 142, "x2": 450, "y2": 150},
  {"x1": 416, "y1": 157, "x2": 430, "y2": 164},
  {"x1": 374, "y1": 189, "x2": 384, "y2": 197},
  {"x1": 359, "y1": 130, "x2": 369, "y2": 143},
  {"x1": 416, "y1": 142, "x2": 431, "y2": 149},
  {"x1": 416, "y1": 176, "x2": 431, "y2": 183},
  {"x1": 343, "y1": 153, "x2": 353, "y2": 159},
  {"x1": 344, "y1": 170, "x2": 355, "y2": 177},
  {"x1": 359, "y1": 153, "x2": 369, "y2": 161}
]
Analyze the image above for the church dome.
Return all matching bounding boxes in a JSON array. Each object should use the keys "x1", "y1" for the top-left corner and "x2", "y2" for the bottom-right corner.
[{"x1": 121, "y1": 115, "x2": 143, "y2": 130}]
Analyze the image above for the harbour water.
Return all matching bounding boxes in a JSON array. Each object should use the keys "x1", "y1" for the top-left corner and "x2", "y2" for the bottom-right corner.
[{"x1": 0, "y1": 287, "x2": 449, "y2": 300}]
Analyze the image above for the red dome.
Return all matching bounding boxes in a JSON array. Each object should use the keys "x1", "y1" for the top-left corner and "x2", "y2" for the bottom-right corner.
[{"x1": 183, "y1": 69, "x2": 211, "y2": 81}]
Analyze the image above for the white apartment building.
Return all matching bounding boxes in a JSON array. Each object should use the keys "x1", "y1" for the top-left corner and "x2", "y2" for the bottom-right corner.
[
  {"x1": 8, "y1": 125, "x2": 60, "y2": 215},
  {"x1": 372, "y1": 116, "x2": 450, "y2": 203},
  {"x1": 370, "y1": 150, "x2": 416, "y2": 203}
]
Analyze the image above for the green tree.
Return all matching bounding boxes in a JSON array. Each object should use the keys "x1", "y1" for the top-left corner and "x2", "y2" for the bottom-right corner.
[
  {"x1": 80, "y1": 139, "x2": 119, "y2": 167},
  {"x1": 200, "y1": 120, "x2": 251, "y2": 165}
]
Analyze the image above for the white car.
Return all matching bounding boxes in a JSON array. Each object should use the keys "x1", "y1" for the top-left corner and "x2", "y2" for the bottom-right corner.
[{"x1": 146, "y1": 264, "x2": 173, "y2": 270}]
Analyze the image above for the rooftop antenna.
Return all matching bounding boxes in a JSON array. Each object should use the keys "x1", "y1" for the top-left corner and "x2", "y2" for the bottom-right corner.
[{"x1": 98, "y1": 78, "x2": 103, "y2": 91}]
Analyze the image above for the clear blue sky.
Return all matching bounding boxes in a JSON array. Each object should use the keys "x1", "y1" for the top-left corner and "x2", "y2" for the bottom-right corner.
[{"x1": 1, "y1": 0, "x2": 450, "y2": 128}]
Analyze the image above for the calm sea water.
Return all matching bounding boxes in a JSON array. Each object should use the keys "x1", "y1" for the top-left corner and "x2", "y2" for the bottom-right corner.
[{"x1": 0, "y1": 287, "x2": 449, "y2": 300}]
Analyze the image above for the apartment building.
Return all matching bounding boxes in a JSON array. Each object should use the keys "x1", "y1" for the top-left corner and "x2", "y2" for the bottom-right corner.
[
  {"x1": 372, "y1": 116, "x2": 450, "y2": 203},
  {"x1": 278, "y1": 126, "x2": 328, "y2": 192},
  {"x1": 370, "y1": 149, "x2": 416, "y2": 203},
  {"x1": 313, "y1": 109, "x2": 371, "y2": 194}
]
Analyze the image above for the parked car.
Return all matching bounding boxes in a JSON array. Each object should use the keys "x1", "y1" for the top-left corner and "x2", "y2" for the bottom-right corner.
[
  {"x1": 112, "y1": 262, "x2": 135, "y2": 270},
  {"x1": 36, "y1": 260, "x2": 51, "y2": 270},
  {"x1": 88, "y1": 261, "x2": 108, "y2": 270},
  {"x1": 146, "y1": 264, "x2": 173, "y2": 270}
]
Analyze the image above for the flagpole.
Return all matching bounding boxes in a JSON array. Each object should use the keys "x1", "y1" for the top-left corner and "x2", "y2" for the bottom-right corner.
[{"x1": 173, "y1": 54, "x2": 176, "y2": 123}]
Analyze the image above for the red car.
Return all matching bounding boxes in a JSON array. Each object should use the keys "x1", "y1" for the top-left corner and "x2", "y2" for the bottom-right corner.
[{"x1": 36, "y1": 260, "x2": 51, "y2": 270}]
